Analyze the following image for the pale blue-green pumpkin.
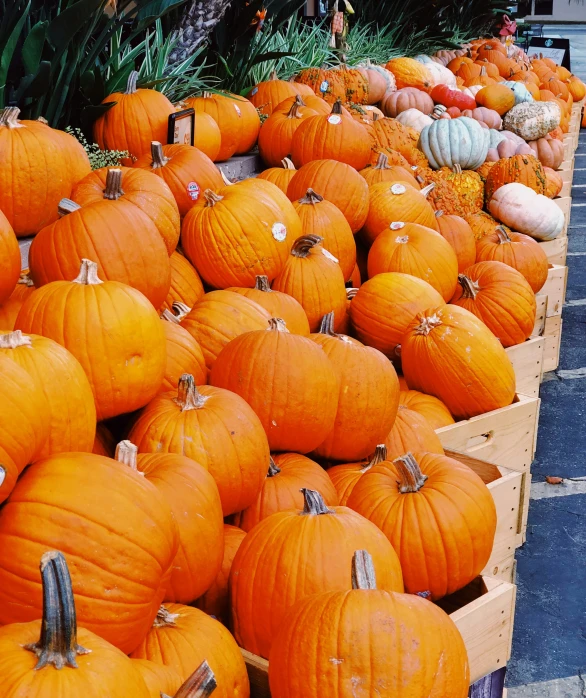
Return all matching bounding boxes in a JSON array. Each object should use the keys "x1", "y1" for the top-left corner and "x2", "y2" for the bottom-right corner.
[
  {"x1": 418, "y1": 117, "x2": 490, "y2": 170},
  {"x1": 501, "y1": 81, "x2": 534, "y2": 105},
  {"x1": 489, "y1": 129, "x2": 506, "y2": 149}
]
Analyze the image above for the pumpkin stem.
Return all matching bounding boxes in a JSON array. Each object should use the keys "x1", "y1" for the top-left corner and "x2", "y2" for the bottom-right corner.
[
  {"x1": 452, "y1": 164, "x2": 462, "y2": 175},
  {"x1": 364, "y1": 444, "x2": 387, "y2": 471},
  {"x1": 351, "y1": 550, "x2": 377, "y2": 590},
  {"x1": 125, "y1": 70, "x2": 139, "y2": 94},
  {"x1": 346, "y1": 287, "x2": 358, "y2": 300},
  {"x1": 0, "y1": 330, "x2": 32, "y2": 349},
  {"x1": 286, "y1": 101, "x2": 303, "y2": 121},
  {"x1": 420, "y1": 183, "x2": 435, "y2": 198},
  {"x1": 479, "y1": 66, "x2": 487, "y2": 77},
  {"x1": 58, "y1": 199, "x2": 82, "y2": 216},
  {"x1": 203, "y1": 91, "x2": 212, "y2": 99},
  {"x1": 269, "y1": 70, "x2": 279, "y2": 81},
  {"x1": 430, "y1": 104, "x2": 447, "y2": 120},
  {"x1": 435, "y1": 209, "x2": 444, "y2": 218},
  {"x1": 254, "y1": 275, "x2": 272, "y2": 292},
  {"x1": 267, "y1": 457, "x2": 281, "y2": 477},
  {"x1": 267, "y1": 317, "x2": 289, "y2": 333},
  {"x1": 298, "y1": 188, "x2": 324, "y2": 205},
  {"x1": 161, "y1": 308, "x2": 181, "y2": 323},
  {"x1": 413, "y1": 311, "x2": 442, "y2": 336},
  {"x1": 301, "y1": 488, "x2": 335, "y2": 515},
  {"x1": 175, "y1": 374, "x2": 209, "y2": 411},
  {"x1": 330, "y1": 99, "x2": 343, "y2": 115},
  {"x1": 165, "y1": 660, "x2": 217, "y2": 698},
  {"x1": 18, "y1": 272, "x2": 34, "y2": 287},
  {"x1": 114, "y1": 440, "x2": 140, "y2": 472},
  {"x1": 73, "y1": 259, "x2": 103, "y2": 286},
  {"x1": 151, "y1": 141, "x2": 169, "y2": 169},
  {"x1": 458, "y1": 273, "x2": 480, "y2": 299},
  {"x1": 153, "y1": 605, "x2": 180, "y2": 628},
  {"x1": 0, "y1": 106, "x2": 23, "y2": 128},
  {"x1": 219, "y1": 169, "x2": 233, "y2": 186},
  {"x1": 291, "y1": 234, "x2": 323, "y2": 258},
  {"x1": 394, "y1": 453, "x2": 428, "y2": 493},
  {"x1": 495, "y1": 225, "x2": 512, "y2": 244},
  {"x1": 281, "y1": 157, "x2": 295, "y2": 170},
  {"x1": 103, "y1": 168, "x2": 125, "y2": 200},
  {"x1": 373, "y1": 152, "x2": 390, "y2": 170},
  {"x1": 24, "y1": 551, "x2": 90, "y2": 669},
  {"x1": 204, "y1": 190, "x2": 224, "y2": 207},
  {"x1": 317, "y1": 311, "x2": 338, "y2": 337},
  {"x1": 171, "y1": 301, "x2": 192, "y2": 321}
]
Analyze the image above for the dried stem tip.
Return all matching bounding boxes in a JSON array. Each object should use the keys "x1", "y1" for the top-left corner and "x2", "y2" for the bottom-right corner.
[
  {"x1": 301, "y1": 488, "x2": 335, "y2": 515},
  {"x1": 394, "y1": 453, "x2": 428, "y2": 493},
  {"x1": 175, "y1": 374, "x2": 210, "y2": 411},
  {"x1": 351, "y1": 550, "x2": 378, "y2": 590}
]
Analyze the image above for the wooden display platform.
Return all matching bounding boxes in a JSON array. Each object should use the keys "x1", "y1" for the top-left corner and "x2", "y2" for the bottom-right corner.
[
  {"x1": 505, "y1": 336, "x2": 544, "y2": 397},
  {"x1": 541, "y1": 264, "x2": 568, "y2": 317},
  {"x1": 542, "y1": 315, "x2": 563, "y2": 373},
  {"x1": 539, "y1": 235, "x2": 568, "y2": 266}
]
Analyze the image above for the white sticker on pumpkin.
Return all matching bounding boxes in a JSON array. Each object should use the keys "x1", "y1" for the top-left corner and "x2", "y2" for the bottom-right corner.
[
  {"x1": 390, "y1": 222, "x2": 405, "y2": 230},
  {"x1": 272, "y1": 222, "x2": 287, "y2": 241},
  {"x1": 364, "y1": 105, "x2": 375, "y2": 111},
  {"x1": 187, "y1": 181, "x2": 200, "y2": 201},
  {"x1": 327, "y1": 114, "x2": 342, "y2": 125},
  {"x1": 321, "y1": 248, "x2": 339, "y2": 263},
  {"x1": 233, "y1": 103, "x2": 242, "y2": 117},
  {"x1": 390, "y1": 183, "x2": 406, "y2": 195},
  {"x1": 320, "y1": 81, "x2": 329, "y2": 93},
  {"x1": 251, "y1": 87, "x2": 258, "y2": 96}
]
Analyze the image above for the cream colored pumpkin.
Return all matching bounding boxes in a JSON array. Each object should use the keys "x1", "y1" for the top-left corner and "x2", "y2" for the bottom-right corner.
[
  {"x1": 488, "y1": 182, "x2": 565, "y2": 242},
  {"x1": 425, "y1": 62, "x2": 458, "y2": 88},
  {"x1": 503, "y1": 102, "x2": 561, "y2": 141},
  {"x1": 396, "y1": 108, "x2": 433, "y2": 133}
]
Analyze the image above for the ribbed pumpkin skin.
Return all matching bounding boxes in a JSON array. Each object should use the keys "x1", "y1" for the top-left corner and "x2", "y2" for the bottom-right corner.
[
  {"x1": 195, "y1": 524, "x2": 247, "y2": 625},
  {"x1": 229, "y1": 94, "x2": 261, "y2": 155},
  {"x1": 475, "y1": 228, "x2": 549, "y2": 293},
  {"x1": 360, "y1": 161, "x2": 420, "y2": 188},
  {"x1": 209, "y1": 326, "x2": 339, "y2": 453},
  {"x1": 271, "y1": 239, "x2": 348, "y2": 332},
  {"x1": 233, "y1": 454, "x2": 340, "y2": 532},
  {"x1": 349, "y1": 272, "x2": 445, "y2": 356},
  {"x1": 367, "y1": 222, "x2": 459, "y2": 301},
  {"x1": 451, "y1": 261, "x2": 537, "y2": 347},
  {"x1": 383, "y1": 405, "x2": 445, "y2": 459},
  {"x1": 194, "y1": 111, "x2": 222, "y2": 160},
  {"x1": 380, "y1": 86, "x2": 434, "y2": 116},
  {"x1": 135, "y1": 452, "x2": 224, "y2": 604},
  {"x1": 484, "y1": 154, "x2": 547, "y2": 202},
  {"x1": 310, "y1": 330, "x2": 400, "y2": 461},
  {"x1": 160, "y1": 320, "x2": 207, "y2": 391},
  {"x1": 16, "y1": 276, "x2": 167, "y2": 421},
  {"x1": 269, "y1": 585, "x2": 469, "y2": 698},
  {"x1": 94, "y1": 85, "x2": 174, "y2": 162},
  {"x1": 543, "y1": 166, "x2": 563, "y2": 198},
  {"x1": 399, "y1": 390, "x2": 455, "y2": 430},
  {"x1": 130, "y1": 603, "x2": 250, "y2": 698},
  {"x1": 290, "y1": 111, "x2": 371, "y2": 170},
  {"x1": 183, "y1": 94, "x2": 241, "y2": 161},
  {"x1": 362, "y1": 181, "x2": 439, "y2": 245},
  {"x1": 274, "y1": 94, "x2": 331, "y2": 116},
  {"x1": 0, "y1": 114, "x2": 73, "y2": 236},
  {"x1": 134, "y1": 143, "x2": 224, "y2": 217},
  {"x1": 327, "y1": 450, "x2": 392, "y2": 506},
  {"x1": 0, "y1": 332, "x2": 96, "y2": 459},
  {"x1": 386, "y1": 57, "x2": 432, "y2": 91},
  {"x1": 257, "y1": 165, "x2": 297, "y2": 194},
  {"x1": 182, "y1": 182, "x2": 300, "y2": 289},
  {"x1": 258, "y1": 104, "x2": 317, "y2": 166},
  {"x1": 160, "y1": 252, "x2": 205, "y2": 313},
  {"x1": 28, "y1": 201, "x2": 172, "y2": 310},
  {"x1": 128, "y1": 382, "x2": 270, "y2": 516},
  {"x1": 0, "y1": 274, "x2": 35, "y2": 331},
  {"x1": 133, "y1": 659, "x2": 183, "y2": 698},
  {"x1": 72, "y1": 166, "x2": 180, "y2": 255},
  {"x1": 435, "y1": 212, "x2": 477, "y2": 273},
  {"x1": 179, "y1": 291, "x2": 272, "y2": 370},
  {"x1": 288, "y1": 159, "x2": 369, "y2": 233},
  {"x1": 293, "y1": 193, "x2": 356, "y2": 280},
  {"x1": 248, "y1": 77, "x2": 299, "y2": 116},
  {"x1": 348, "y1": 452, "x2": 497, "y2": 599},
  {"x1": 0, "y1": 211, "x2": 20, "y2": 304},
  {"x1": 230, "y1": 504, "x2": 404, "y2": 658},
  {"x1": 419, "y1": 117, "x2": 490, "y2": 170},
  {"x1": 401, "y1": 304, "x2": 516, "y2": 420},
  {"x1": 0, "y1": 452, "x2": 178, "y2": 654},
  {"x1": 424, "y1": 167, "x2": 485, "y2": 217}
]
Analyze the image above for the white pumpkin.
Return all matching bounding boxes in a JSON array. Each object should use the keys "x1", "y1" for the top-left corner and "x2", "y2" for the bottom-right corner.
[
  {"x1": 425, "y1": 62, "x2": 457, "y2": 88},
  {"x1": 488, "y1": 182, "x2": 565, "y2": 241},
  {"x1": 503, "y1": 101, "x2": 561, "y2": 141},
  {"x1": 464, "y1": 85, "x2": 484, "y2": 99},
  {"x1": 396, "y1": 108, "x2": 433, "y2": 133}
]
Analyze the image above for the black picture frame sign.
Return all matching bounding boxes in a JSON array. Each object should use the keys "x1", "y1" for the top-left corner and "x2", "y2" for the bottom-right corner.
[
  {"x1": 527, "y1": 37, "x2": 571, "y2": 71},
  {"x1": 168, "y1": 108, "x2": 195, "y2": 146}
]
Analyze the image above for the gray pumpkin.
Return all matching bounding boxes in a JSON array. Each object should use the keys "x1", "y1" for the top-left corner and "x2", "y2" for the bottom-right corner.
[{"x1": 418, "y1": 117, "x2": 489, "y2": 170}]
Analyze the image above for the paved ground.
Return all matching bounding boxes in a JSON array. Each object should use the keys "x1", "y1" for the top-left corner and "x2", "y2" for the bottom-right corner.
[{"x1": 507, "y1": 25, "x2": 586, "y2": 698}]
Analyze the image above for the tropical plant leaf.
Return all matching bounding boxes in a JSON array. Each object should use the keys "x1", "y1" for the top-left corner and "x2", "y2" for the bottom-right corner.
[
  {"x1": 46, "y1": 0, "x2": 105, "y2": 53},
  {"x1": 22, "y1": 20, "x2": 48, "y2": 75}
]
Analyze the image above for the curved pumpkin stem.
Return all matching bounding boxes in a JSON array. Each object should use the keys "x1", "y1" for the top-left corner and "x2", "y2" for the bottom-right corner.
[
  {"x1": 171, "y1": 301, "x2": 192, "y2": 322},
  {"x1": 154, "y1": 605, "x2": 180, "y2": 628},
  {"x1": 0, "y1": 107, "x2": 23, "y2": 129},
  {"x1": 254, "y1": 275, "x2": 272, "y2": 292},
  {"x1": 394, "y1": 453, "x2": 428, "y2": 493},
  {"x1": 281, "y1": 157, "x2": 296, "y2": 170},
  {"x1": 267, "y1": 317, "x2": 289, "y2": 333},
  {"x1": 125, "y1": 70, "x2": 139, "y2": 94},
  {"x1": 73, "y1": 259, "x2": 103, "y2": 286},
  {"x1": 219, "y1": 169, "x2": 233, "y2": 186},
  {"x1": 115, "y1": 440, "x2": 141, "y2": 473},
  {"x1": 317, "y1": 311, "x2": 338, "y2": 337},
  {"x1": 435, "y1": 209, "x2": 444, "y2": 218},
  {"x1": 373, "y1": 152, "x2": 390, "y2": 170},
  {"x1": 151, "y1": 141, "x2": 169, "y2": 169},
  {"x1": 0, "y1": 330, "x2": 32, "y2": 349},
  {"x1": 287, "y1": 99, "x2": 304, "y2": 120},
  {"x1": 413, "y1": 311, "x2": 442, "y2": 336},
  {"x1": 330, "y1": 99, "x2": 343, "y2": 115},
  {"x1": 204, "y1": 190, "x2": 224, "y2": 207},
  {"x1": 495, "y1": 225, "x2": 512, "y2": 244},
  {"x1": 24, "y1": 551, "x2": 90, "y2": 669},
  {"x1": 452, "y1": 164, "x2": 463, "y2": 175},
  {"x1": 104, "y1": 168, "x2": 125, "y2": 200},
  {"x1": 430, "y1": 104, "x2": 447, "y2": 120},
  {"x1": 58, "y1": 199, "x2": 82, "y2": 216},
  {"x1": 420, "y1": 183, "x2": 435, "y2": 198},
  {"x1": 267, "y1": 456, "x2": 281, "y2": 478},
  {"x1": 458, "y1": 273, "x2": 480, "y2": 299},
  {"x1": 175, "y1": 374, "x2": 210, "y2": 411},
  {"x1": 351, "y1": 550, "x2": 377, "y2": 590},
  {"x1": 301, "y1": 488, "x2": 334, "y2": 515},
  {"x1": 18, "y1": 272, "x2": 34, "y2": 287},
  {"x1": 165, "y1": 660, "x2": 217, "y2": 698},
  {"x1": 346, "y1": 287, "x2": 359, "y2": 300},
  {"x1": 269, "y1": 70, "x2": 279, "y2": 81},
  {"x1": 291, "y1": 234, "x2": 323, "y2": 258},
  {"x1": 363, "y1": 444, "x2": 388, "y2": 472},
  {"x1": 298, "y1": 188, "x2": 323, "y2": 206}
]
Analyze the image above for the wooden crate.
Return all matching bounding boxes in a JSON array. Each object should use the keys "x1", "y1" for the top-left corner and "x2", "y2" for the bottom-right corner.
[
  {"x1": 560, "y1": 179, "x2": 571, "y2": 198},
  {"x1": 532, "y1": 294, "x2": 547, "y2": 337},
  {"x1": 539, "y1": 235, "x2": 567, "y2": 266},
  {"x1": 505, "y1": 336, "x2": 544, "y2": 397},
  {"x1": 241, "y1": 577, "x2": 517, "y2": 692},
  {"x1": 542, "y1": 315, "x2": 562, "y2": 373},
  {"x1": 436, "y1": 393, "x2": 540, "y2": 473},
  {"x1": 446, "y1": 450, "x2": 525, "y2": 576},
  {"x1": 541, "y1": 264, "x2": 568, "y2": 317},
  {"x1": 553, "y1": 196, "x2": 572, "y2": 226},
  {"x1": 559, "y1": 162, "x2": 574, "y2": 185}
]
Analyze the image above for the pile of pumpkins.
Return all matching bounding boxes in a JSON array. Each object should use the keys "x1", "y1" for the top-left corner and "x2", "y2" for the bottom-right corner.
[{"x1": 0, "y1": 40, "x2": 583, "y2": 698}]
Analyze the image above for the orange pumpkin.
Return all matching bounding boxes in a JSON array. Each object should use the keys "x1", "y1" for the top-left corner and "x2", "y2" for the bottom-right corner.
[
  {"x1": 160, "y1": 252, "x2": 205, "y2": 314},
  {"x1": 128, "y1": 374, "x2": 270, "y2": 516},
  {"x1": 0, "y1": 272, "x2": 35, "y2": 331},
  {"x1": 386, "y1": 57, "x2": 432, "y2": 91},
  {"x1": 465, "y1": 210, "x2": 508, "y2": 240},
  {"x1": 541, "y1": 77, "x2": 570, "y2": 99},
  {"x1": 256, "y1": 157, "x2": 297, "y2": 193},
  {"x1": 93, "y1": 423, "x2": 115, "y2": 457},
  {"x1": 0, "y1": 209, "x2": 20, "y2": 305},
  {"x1": 133, "y1": 141, "x2": 223, "y2": 217},
  {"x1": 401, "y1": 304, "x2": 516, "y2": 420},
  {"x1": 359, "y1": 152, "x2": 421, "y2": 188},
  {"x1": 543, "y1": 166, "x2": 563, "y2": 198},
  {"x1": 209, "y1": 318, "x2": 339, "y2": 453},
  {"x1": 475, "y1": 84, "x2": 516, "y2": 115},
  {"x1": 476, "y1": 42, "x2": 513, "y2": 77},
  {"x1": 464, "y1": 66, "x2": 499, "y2": 88},
  {"x1": 193, "y1": 111, "x2": 222, "y2": 161},
  {"x1": 383, "y1": 405, "x2": 445, "y2": 459},
  {"x1": 274, "y1": 93, "x2": 332, "y2": 116},
  {"x1": 423, "y1": 165, "x2": 485, "y2": 218},
  {"x1": 567, "y1": 75, "x2": 586, "y2": 101},
  {"x1": 294, "y1": 67, "x2": 346, "y2": 104},
  {"x1": 233, "y1": 453, "x2": 339, "y2": 531},
  {"x1": 160, "y1": 314, "x2": 207, "y2": 390},
  {"x1": 327, "y1": 444, "x2": 391, "y2": 505},
  {"x1": 229, "y1": 93, "x2": 261, "y2": 154},
  {"x1": 434, "y1": 210, "x2": 476, "y2": 272},
  {"x1": 94, "y1": 71, "x2": 174, "y2": 161},
  {"x1": 369, "y1": 118, "x2": 427, "y2": 167},
  {"x1": 248, "y1": 71, "x2": 299, "y2": 116},
  {"x1": 258, "y1": 97, "x2": 318, "y2": 167},
  {"x1": 183, "y1": 92, "x2": 242, "y2": 161},
  {"x1": 399, "y1": 389, "x2": 455, "y2": 429},
  {"x1": 484, "y1": 154, "x2": 547, "y2": 202}
]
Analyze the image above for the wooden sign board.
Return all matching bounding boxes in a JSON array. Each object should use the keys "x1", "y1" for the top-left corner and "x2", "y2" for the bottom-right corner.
[{"x1": 527, "y1": 37, "x2": 571, "y2": 70}]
